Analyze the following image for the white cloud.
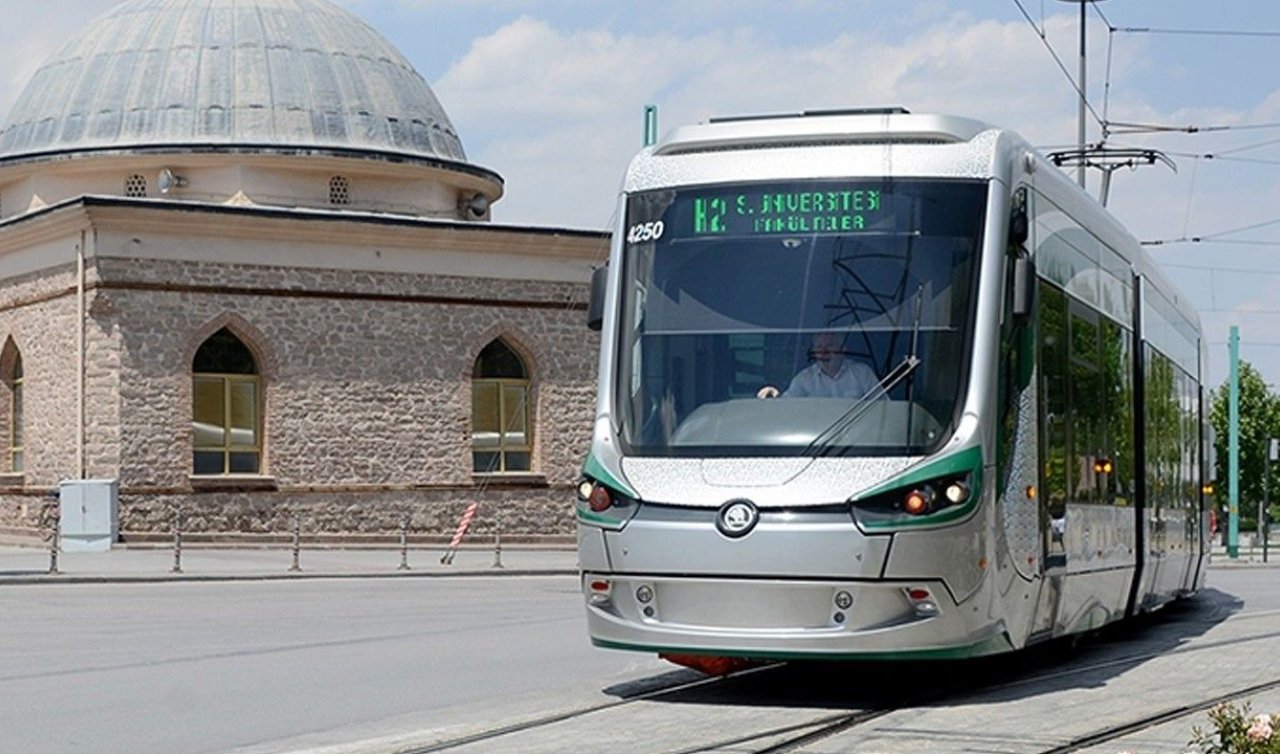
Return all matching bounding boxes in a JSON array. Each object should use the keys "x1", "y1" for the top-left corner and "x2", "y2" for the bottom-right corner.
[
  {"x1": 438, "y1": 13, "x2": 1139, "y2": 228},
  {"x1": 435, "y1": 9, "x2": 1280, "y2": 388},
  {"x1": 5, "y1": 1, "x2": 1278, "y2": 387}
]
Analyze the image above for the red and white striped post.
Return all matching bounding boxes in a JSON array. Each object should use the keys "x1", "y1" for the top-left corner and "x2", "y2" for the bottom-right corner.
[{"x1": 440, "y1": 502, "x2": 478, "y2": 565}]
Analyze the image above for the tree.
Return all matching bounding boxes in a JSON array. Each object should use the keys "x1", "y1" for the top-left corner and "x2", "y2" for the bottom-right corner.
[{"x1": 1209, "y1": 360, "x2": 1280, "y2": 533}]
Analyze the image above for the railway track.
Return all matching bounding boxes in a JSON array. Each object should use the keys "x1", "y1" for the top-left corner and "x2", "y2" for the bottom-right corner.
[
  {"x1": 396, "y1": 604, "x2": 1280, "y2": 754},
  {"x1": 1034, "y1": 674, "x2": 1280, "y2": 754}
]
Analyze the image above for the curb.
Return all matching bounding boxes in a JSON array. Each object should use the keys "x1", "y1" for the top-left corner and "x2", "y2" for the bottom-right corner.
[{"x1": 0, "y1": 568, "x2": 582, "y2": 586}]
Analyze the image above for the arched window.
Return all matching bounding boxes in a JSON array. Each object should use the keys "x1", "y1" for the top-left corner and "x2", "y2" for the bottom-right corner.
[
  {"x1": 472, "y1": 340, "x2": 531, "y2": 473},
  {"x1": 5, "y1": 351, "x2": 22, "y2": 473},
  {"x1": 192, "y1": 328, "x2": 261, "y2": 475}
]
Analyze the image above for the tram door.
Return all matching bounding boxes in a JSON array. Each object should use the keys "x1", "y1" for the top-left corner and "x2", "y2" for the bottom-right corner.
[
  {"x1": 1034, "y1": 283, "x2": 1133, "y2": 636},
  {"x1": 1032, "y1": 282, "x2": 1069, "y2": 636}
]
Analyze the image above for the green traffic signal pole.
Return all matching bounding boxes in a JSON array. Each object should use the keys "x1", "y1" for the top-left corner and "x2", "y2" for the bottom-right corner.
[
  {"x1": 643, "y1": 105, "x2": 658, "y2": 147},
  {"x1": 1229, "y1": 325, "x2": 1240, "y2": 559}
]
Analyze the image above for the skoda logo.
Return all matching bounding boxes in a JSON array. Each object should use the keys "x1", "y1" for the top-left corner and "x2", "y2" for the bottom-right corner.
[{"x1": 716, "y1": 499, "x2": 759, "y2": 538}]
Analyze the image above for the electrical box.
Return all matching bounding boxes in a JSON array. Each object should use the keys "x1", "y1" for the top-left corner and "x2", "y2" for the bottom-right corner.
[{"x1": 58, "y1": 479, "x2": 119, "y2": 552}]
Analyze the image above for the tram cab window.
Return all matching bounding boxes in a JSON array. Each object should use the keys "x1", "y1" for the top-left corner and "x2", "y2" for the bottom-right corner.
[{"x1": 616, "y1": 179, "x2": 987, "y2": 457}]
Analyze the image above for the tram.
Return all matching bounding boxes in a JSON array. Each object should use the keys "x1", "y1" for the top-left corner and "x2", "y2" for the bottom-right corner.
[{"x1": 576, "y1": 109, "x2": 1209, "y2": 662}]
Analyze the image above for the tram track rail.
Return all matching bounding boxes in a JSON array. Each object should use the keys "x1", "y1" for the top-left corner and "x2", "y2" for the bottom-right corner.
[
  {"x1": 398, "y1": 663, "x2": 783, "y2": 754},
  {"x1": 398, "y1": 608, "x2": 1280, "y2": 754},
  {"x1": 1034, "y1": 674, "x2": 1280, "y2": 754},
  {"x1": 668, "y1": 710, "x2": 893, "y2": 754}
]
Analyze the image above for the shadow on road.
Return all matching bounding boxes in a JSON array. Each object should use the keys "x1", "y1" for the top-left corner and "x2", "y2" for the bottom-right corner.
[{"x1": 603, "y1": 587, "x2": 1244, "y2": 711}]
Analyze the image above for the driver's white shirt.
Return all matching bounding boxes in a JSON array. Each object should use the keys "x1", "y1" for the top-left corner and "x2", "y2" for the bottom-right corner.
[{"x1": 783, "y1": 361, "x2": 878, "y2": 398}]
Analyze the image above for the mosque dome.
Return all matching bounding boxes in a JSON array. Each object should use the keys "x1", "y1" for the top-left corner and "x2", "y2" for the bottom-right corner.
[{"x1": 0, "y1": 0, "x2": 468, "y2": 165}]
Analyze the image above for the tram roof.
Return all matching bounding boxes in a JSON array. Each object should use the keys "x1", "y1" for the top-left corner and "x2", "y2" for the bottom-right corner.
[{"x1": 628, "y1": 108, "x2": 1201, "y2": 341}]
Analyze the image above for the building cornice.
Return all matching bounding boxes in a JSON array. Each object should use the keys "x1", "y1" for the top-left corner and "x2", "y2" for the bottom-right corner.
[
  {"x1": 0, "y1": 202, "x2": 93, "y2": 253},
  {"x1": 0, "y1": 143, "x2": 505, "y2": 190},
  {"x1": 0, "y1": 195, "x2": 609, "y2": 262}
]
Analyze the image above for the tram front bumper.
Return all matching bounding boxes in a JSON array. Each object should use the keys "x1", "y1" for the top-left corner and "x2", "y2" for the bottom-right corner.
[{"x1": 582, "y1": 572, "x2": 1011, "y2": 660}]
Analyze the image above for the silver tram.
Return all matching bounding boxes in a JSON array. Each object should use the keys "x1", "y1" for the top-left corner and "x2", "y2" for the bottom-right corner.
[{"x1": 576, "y1": 109, "x2": 1209, "y2": 662}]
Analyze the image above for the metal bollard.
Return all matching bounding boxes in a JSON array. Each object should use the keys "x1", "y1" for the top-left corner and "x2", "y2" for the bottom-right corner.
[
  {"x1": 171, "y1": 504, "x2": 184, "y2": 574},
  {"x1": 492, "y1": 527, "x2": 504, "y2": 569},
  {"x1": 46, "y1": 497, "x2": 61, "y2": 576},
  {"x1": 398, "y1": 515, "x2": 411, "y2": 571},
  {"x1": 288, "y1": 515, "x2": 302, "y2": 572}
]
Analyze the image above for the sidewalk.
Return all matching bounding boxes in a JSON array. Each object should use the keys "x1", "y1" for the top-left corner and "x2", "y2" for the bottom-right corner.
[
  {"x1": 1208, "y1": 544, "x2": 1280, "y2": 567},
  {"x1": 0, "y1": 543, "x2": 580, "y2": 584},
  {"x1": 4, "y1": 543, "x2": 1269, "y2": 585}
]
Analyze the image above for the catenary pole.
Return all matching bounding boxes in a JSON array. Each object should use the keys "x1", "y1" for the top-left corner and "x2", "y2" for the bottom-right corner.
[
  {"x1": 1075, "y1": 0, "x2": 1086, "y2": 187},
  {"x1": 1229, "y1": 325, "x2": 1240, "y2": 558},
  {"x1": 1057, "y1": 0, "x2": 1098, "y2": 188}
]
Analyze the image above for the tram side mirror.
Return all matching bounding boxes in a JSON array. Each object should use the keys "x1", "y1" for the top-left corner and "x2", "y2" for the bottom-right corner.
[
  {"x1": 587, "y1": 264, "x2": 607, "y2": 331},
  {"x1": 1010, "y1": 204, "x2": 1029, "y2": 247},
  {"x1": 1012, "y1": 256, "x2": 1035, "y2": 320}
]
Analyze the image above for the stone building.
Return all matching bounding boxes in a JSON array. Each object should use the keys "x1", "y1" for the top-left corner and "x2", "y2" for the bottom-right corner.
[{"x1": 0, "y1": 0, "x2": 605, "y2": 544}]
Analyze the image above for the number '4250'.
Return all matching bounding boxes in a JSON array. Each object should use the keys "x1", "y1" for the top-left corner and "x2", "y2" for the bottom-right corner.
[{"x1": 626, "y1": 221, "x2": 665, "y2": 244}]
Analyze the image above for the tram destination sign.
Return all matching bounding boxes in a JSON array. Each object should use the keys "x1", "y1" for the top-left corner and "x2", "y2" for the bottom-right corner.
[{"x1": 689, "y1": 187, "x2": 884, "y2": 236}]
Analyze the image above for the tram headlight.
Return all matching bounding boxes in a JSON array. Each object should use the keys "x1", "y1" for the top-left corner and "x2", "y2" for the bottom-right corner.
[
  {"x1": 576, "y1": 477, "x2": 638, "y2": 515},
  {"x1": 574, "y1": 476, "x2": 616, "y2": 511},
  {"x1": 943, "y1": 481, "x2": 970, "y2": 505},
  {"x1": 850, "y1": 470, "x2": 978, "y2": 525}
]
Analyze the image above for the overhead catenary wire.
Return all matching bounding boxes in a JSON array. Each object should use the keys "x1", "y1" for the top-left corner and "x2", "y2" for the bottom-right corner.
[
  {"x1": 1079, "y1": 10, "x2": 1280, "y2": 386},
  {"x1": 1116, "y1": 27, "x2": 1280, "y2": 38},
  {"x1": 1107, "y1": 120, "x2": 1280, "y2": 136},
  {"x1": 1180, "y1": 156, "x2": 1199, "y2": 239},
  {"x1": 1161, "y1": 262, "x2": 1280, "y2": 275},
  {"x1": 1143, "y1": 215, "x2": 1280, "y2": 247},
  {"x1": 1091, "y1": 0, "x2": 1117, "y2": 138},
  {"x1": 1145, "y1": 238, "x2": 1280, "y2": 249},
  {"x1": 1009, "y1": 0, "x2": 1106, "y2": 129},
  {"x1": 1163, "y1": 151, "x2": 1280, "y2": 167},
  {"x1": 1101, "y1": 26, "x2": 1115, "y2": 135}
]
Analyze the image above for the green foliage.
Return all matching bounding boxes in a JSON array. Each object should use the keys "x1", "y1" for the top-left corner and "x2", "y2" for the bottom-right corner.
[
  {"x1": 1209, "y1": 361, "x2": 1280, "y2": 532},
  {"x1": 1189, "y1": 702, "x2": 1280, "y2": 754}
]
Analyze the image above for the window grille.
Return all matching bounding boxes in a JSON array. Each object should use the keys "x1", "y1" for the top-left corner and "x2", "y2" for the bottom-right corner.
[
  {"x1": 124, "y1": 174, "x2": 147, "y2": 197},
  {"x1": 329, "y1": 175, "x2": 351, "y2": 205}
]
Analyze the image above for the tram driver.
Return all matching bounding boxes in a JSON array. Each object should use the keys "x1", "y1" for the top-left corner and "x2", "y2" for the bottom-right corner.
[{"x1": 756, "y1": 331, "x2": 879, "y2": 400}]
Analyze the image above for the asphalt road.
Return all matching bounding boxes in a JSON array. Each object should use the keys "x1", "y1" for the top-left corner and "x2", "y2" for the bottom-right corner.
[
  {"x1": 0, "y1": 566, "x2": 1271, "y2": 754},
  {"x1": 0, "y1": 576, "x2": 664, "y2": 754}
]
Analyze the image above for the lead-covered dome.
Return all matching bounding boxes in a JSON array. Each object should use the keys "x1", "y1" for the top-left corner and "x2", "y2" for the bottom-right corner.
[{"x1": 0, "y1": 0, "x2": 467, "y2": 163}]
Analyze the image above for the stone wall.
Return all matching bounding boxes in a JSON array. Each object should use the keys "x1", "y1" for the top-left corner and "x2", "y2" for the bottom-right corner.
[
  {"x1": 116, "y1": 485, "x2": 575, "y2": 544},
  {"x1": 96, "y1": 254, "x2": 597, "y2": 540},
  {"x1": 0, "y1": 264, "x2": 82, "y2": 487},
  {"x1": 0, "y1": 215, "x2": 605, "y2": 543}
]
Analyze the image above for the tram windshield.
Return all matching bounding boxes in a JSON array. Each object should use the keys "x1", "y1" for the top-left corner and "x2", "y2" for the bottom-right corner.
[{"x1": 617, "y1": 178, "x2": 987, "y2": 457}]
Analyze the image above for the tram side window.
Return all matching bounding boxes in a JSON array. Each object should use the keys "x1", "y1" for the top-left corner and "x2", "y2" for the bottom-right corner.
[
  {"x1": 1180, "y1": 369, "x2": 1200, "y2": 511},
  {"x1": 1039, "y1": 283, "x2": 1069, "y2": 521},
  {"x1": 1041, "y1": 284, "x2": 1134, "y2": 511},
  {"x1": 1145, "y1": 350, "x2": 1177, "y2": 512},
  {"x1": 1101, "y1": 319, "x2": 1134, "y2": 506},
  {"x1": 1069, "y1": 305, "x2": 1103, "y2": 505}
]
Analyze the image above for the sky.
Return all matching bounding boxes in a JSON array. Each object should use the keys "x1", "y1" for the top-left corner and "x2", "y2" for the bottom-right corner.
[{"x1": 2, "y1": 0, "x2": 1280, "y2": 391}]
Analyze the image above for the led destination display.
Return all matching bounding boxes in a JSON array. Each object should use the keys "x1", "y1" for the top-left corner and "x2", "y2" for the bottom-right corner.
[{"x1": 690, "y1": 188, "x2": 884, "y2": 236}]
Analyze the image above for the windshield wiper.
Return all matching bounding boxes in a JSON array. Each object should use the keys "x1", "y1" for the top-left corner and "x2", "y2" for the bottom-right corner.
[
  {"x1": 804, "y1": 285, "x2": 925, "y2": 457},
  {"x1": 802, "y1": 354, "x2": 920, "y2": 456}
]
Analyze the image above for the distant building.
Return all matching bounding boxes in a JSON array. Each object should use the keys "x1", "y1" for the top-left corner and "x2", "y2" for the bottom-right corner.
[{"x1": 0, "y1": 0, "x2": 605, "y2": 544}]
